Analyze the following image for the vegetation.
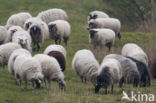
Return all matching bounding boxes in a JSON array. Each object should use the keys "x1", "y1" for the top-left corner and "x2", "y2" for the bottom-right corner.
[{"x1": 0, "y1": 0, "x2": 156, "y2": 103}]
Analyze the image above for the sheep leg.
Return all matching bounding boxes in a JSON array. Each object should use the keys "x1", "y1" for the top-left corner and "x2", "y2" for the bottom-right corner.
[
  {"x1": 105, "y1": 87, "x2": 107, "y2": 94},
  {"x1": 1, "y1": 64, "x2": 4, "y2": 72},
  {"x1": 105, "y1": 42, "x2": 112, "y2": 52},
  {"x1": 24, "y1": 81, "x2": 28, "y2": 90},
  {"x1": 44, "y1": 79, "x2": 47, "y2": 89},
  {"x1": 59, "y1": 39, "x2": 61, "y2": 44},
  {"x1": 32, "y1": 81, "x2": 35, "y2": 89},
  {"x1": 63, "y1": 37, "x2": 68, "y2": 46},
  {"x1": 119, "y1": 77, "x2": 124, "y2": 88},
  {"x1": 36, "y1": 43, "x2": 40, "y2": 51},
  {"x1": 55, "y1": 39, "x2": 58, "y2": 44},
  {"x1": 33, "y1": 42, "x2": 36, "y2": 51},
  {"x1": 48, "y1": 80, "x2": 51, "y2": 89},
  {"x1": 111, "y1": 85, "x2": 114, "y2": 94}
]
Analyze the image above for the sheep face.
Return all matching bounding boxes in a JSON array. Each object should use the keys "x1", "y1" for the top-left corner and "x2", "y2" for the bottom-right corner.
[
  {"x1": 33, "y1": 72, "x2": 44, "y2": 89},
  {"x1": 30, "y1": 25, "x2": 41, "y2": 42},
  {"x1": 95, "y1": 67, "x2": 113, "y2": 93},
  {"x1": 87, "y1": 21, "x2": 96, "y2": 30},
  {"x1": 89, "y1": 30, "x2": 98, "y2": 39},
  {"x1": 48, "y1": 24, "x2": 57, "y2": 39},
  {"x1": 16, "y1": 36, "x2": 28, "y2": 49},
  {"x1": 88, "y1": 14, "x2": 98, "y2": 20},
  {"x1": 59, "y1": 80, "x2": 66, "y2": 91}
]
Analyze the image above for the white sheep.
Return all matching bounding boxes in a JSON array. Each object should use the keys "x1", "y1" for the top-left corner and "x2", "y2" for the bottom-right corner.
[
  {"x1": 8, "y1": 48, "x2": 32, "y2": 76},
  {"x1": 121, "y1": 43, "x2": 149, "y2": 66},
  {"x1": 95, "y1": 58, "x2": 122, "y2": 94},
  {"x1": 12, "y1": 30, "x2": 32, "y2": 51},
  {"x1": 44, "y1": 44, "x2": 66, "y2": 58},
  {"x1": 0, "y1": 26, "x2": 8, "y2": 44},
  {"x1": 6, "y1": 26, "x2": 24, "y2": 42},
  {"x1": 88, "y1": 18, "x2": 122, "y2": 40},
  {"x1": 34, "y1": 54, "x2": 66, "y2": 90},
  {"x1": 105, "y1": 54, "x2": 140, "y2": 87},
  {"x1": 37, "y1": 8, "x2": 68, "y2": 24},
  {"x1": 6, "y1": 12, "x2": 32, "y2": 29},
  {"x1": 72, "y1": 49, "x2": 99, "y2": 84},
  {"x1": 89, "y1": 28, "x2": 115, "y2": 50},
  {"x1": 88, "y1": 10, "x2": 109, "y2": 20},
  {"x1": 48, "y1": 20, "x2": 71, "y2": 45},
  {"x1": 14, "y1": 55, "x2": 43, "y2": 89},
  {"x1": 0, "y1": 42, "x2": 21, "y2": 70}
]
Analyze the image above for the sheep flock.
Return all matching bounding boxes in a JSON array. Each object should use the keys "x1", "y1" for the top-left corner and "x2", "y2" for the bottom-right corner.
[{"x1": 0, "y1": 8, "x2": 155, "y2": 97}]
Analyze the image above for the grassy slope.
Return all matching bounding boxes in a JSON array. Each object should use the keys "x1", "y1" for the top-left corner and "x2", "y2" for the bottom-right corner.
[{"x1": 0, "y1": 0, "x2": 156, "y2": 103}]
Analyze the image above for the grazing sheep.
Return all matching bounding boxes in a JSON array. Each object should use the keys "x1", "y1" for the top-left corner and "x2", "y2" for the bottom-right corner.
[
  {"x1": 47, "y1": 51, "x2": 66, "y2": 72},
  {"x1": 126, "y1": 56, "x2": 150, "y2": 87},
  {"x1": 34, "y1": 54, "x2": 66, "y2": 90},
  {"x1": 8, "y1": 48, "x2": 32, "y2": 76},
  {"x1": 0, "y1": 43, "x2": 21, "y2": 70},
  {"x1": 89, "y1": 28, "x2": 115, "y2": 50},
  {"x1": 6, "y1": 12, "x2": 32, "y2": 29},
  {"x1": 121, "y1": 43, "x2": 149, "y2": 66},
  {"x1": 95, "y1": 58, "x2": 122, "y2": 94},
  {"x1": 105, "y1": 54, "x2": 140, "y2": 87},
  {"x1": 48, "y1": 20, "x2": 71, "y2": 45},
  {"x1": 14, "y1": 55, "x2": 43, "y2": 89},
  {"x1": 28, "y1": 22, "x2": 45, "y2": 51},
  {"x1": 37, "y1": 8, "x2": 68, "y2": 24},
  {"x1": 87, "y1": 18, "x2": 122, "y2": 40},
  {"x1": 12, "y1": 30, "x2": 32, "y2": 51},
  {"x1": 6, "y1": 26, "x2": 24, "y2": 42},
  {"x1": 44, "y1": 44, "x2": 66, "y2": 58},
  {"x1": 0, "y1": 26, "x2": 8, "y2": 44},
  {"x1": 72, "y1": 49, "x2": 99, "y2": 84},
  {"x1": 150, "y1": 58, "x2": 156, "y2": 78},
  {"x1": 88, "y1": 10, "x2": 109, "y2": 20}
]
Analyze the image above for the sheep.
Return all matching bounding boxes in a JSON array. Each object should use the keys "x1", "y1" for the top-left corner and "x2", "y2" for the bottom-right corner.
[
  {"x1": 121, "y1": 43, "x2": 149, "y2": 66},
  {"x1": 87, "y1": 18, "x2": 122, "y2": 41},
  {"x1": 126, "y1": 56, "x2": 150, "y2": 87},
  {"x1": 6, "y1": 12, "x2": 32, "y2": 29},
  {"x1": 6, "y1": 26, "x2": 24, "y2": 42},
  {"x1": 14, "y1": 55, "x2": 43, "y2": 89},
  {"x1": 88, "y1": 10, "x2": 109, "y2": 20},
  {"x1": 48, "y1": 20, "x2": 71, "y2": 45},
  {"x1": 0, "y1": 43, "x2": 21, "y2": 71},
  {"x1": 24, "y1": 18, "x2": 49, "y2": 39},
  {"x1": 95, "y1": 58, "x2": 122, "y2": 94},
  {"x1": 44, "y1": 44, "x2": 66, "y2": 58},
  {"x1": 37, "y1": 8, "x2": 68, "y2": 24},
  {"x1": 0, "y1": 26, "x2": 8, "y2": 44},
  {"x1": 34, "y1": 54, "x2": 66, "y2": 90},
  {"x1": 89, "y1": 28, "x2": 115, "y2": 50},
  {"x1": 27, "y1": 22, "x2": 45, "y2": 51},
  {"x1": 12, "y1": 30, "x2": 32, "y2": 51},
  {"x1": 105, "y1": 54, "x2": 140, "y2": 87},
  {"x1": 8, "y1": 48, "x2": 32, "y2": 76},
  {"x1": 72, "y1": 49, "x2": 99, "y2": 84}
]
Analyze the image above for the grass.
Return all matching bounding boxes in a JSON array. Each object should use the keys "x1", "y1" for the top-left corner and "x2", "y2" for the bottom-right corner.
[{"x1": 0, "y1": 0, "x2": 156, "y2": 103}]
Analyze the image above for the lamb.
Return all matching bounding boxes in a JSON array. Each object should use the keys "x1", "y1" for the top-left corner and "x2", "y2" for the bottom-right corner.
[
  {"x1": 87, "y1": 18, "x2": 122, "y2": 40},
  {"x1": 8, "y1": 48, "x2": 32, "y2": 76},
  {"x1": 89, "y1": 28, "x2": 115, "y2": 50},
  {"x1": 48, "y1": 20, "x2": 71, "y2": 45},
  {"x1": 72, "y1": 49, "x2": 99, "y2": 84},
  {"x1": 95, "y1": 58, "x2": 122, "y2": 94},
  {"x1": 126, "y1": 56, "x2": 150, "y2": 87},
  {"x1": 44, "y1": 44, "x2": 66, "y2": 58},
  {"x1": 6, "y1": 26, "x2": 24, "y2": 42},
  {"x1": 12, "y1": 30, "x2": 32, "y2": 51},
  {"x1": 0, "y1": 26, "x2": 8, "y2": 44},
  {"x1": 34, "y1": 54, "x2": 66, "y2": 90},
  {"x1": 121, "y1": 43, "x2": 149, "y2": 66},
  {"x1": 37, "y1": 8, "x2": 68, "y2": 24},
  {"x1": 105, "y1": 54, "x2": 140, "y2": 87},
  {"x1": 6, "y1": 12, "x2": 32, "y2": 29},
  {"x1": 27, "y1": 22, "x2": 45, "y2": 51},
  {"x1": 88, "y1": 10, "x2": 109, "y2": 20},
  {"x1": 14, "y1": 55, "x2": 43, "y2": 89},
  {"x1": 0, "y1": 43, "x2": 21, "y2": 70}
]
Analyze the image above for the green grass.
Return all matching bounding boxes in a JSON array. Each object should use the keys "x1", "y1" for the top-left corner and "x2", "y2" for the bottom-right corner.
[{"x1": 0, "y1": 0, "x2": 156, "y2": 103}]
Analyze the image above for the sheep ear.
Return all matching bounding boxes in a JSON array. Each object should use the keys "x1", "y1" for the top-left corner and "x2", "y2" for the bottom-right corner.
[
  {"x1": 90, "y1": 30, "x2": 97, "y2": 38},
  {"x1": 11, "y1": 29, "x2": 17, "y2": 34},
  {"x1": 92, "y1": 14, "x2": 98, "y2": 19}
]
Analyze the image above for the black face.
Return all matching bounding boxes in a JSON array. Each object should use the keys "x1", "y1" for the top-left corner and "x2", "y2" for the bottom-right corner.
[
  {"x1": 59, "y1": 81, "x2": 66, "y2": 91},
  {"x1": 30, "y1": 26, "x2": 41, "y2": 37},
  {"x1": 35, "y1": 79, "x2": 41, "y2": 89},
  {"x1": 89, "y1": 30, "x2": 97, "y2": 38},
  {"x1": 95, "y1": 83, "x2": 101, "y2": 93},
  {"x1": 89, "y1": 14, "x2": 98, "y2": 20},
  {"x1": 48, "y1": 24, "x2": 57, "y2": 38},
  {"x1": 26, "y1": 22, "x2": 32, "y2": 30}
]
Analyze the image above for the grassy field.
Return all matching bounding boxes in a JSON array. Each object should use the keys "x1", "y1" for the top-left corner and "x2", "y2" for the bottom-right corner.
[{"x1": 0, "y1": 0, "x2": 156, "y2": 103}]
